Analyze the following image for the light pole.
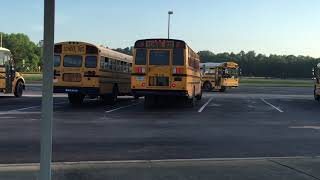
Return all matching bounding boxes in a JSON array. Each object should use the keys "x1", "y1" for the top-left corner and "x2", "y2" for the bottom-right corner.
[
  {"x1": 168, "y1": 11, "x2": 173, "y2": 39},
  {"x1": 39, "y1": 0, "x2": 55, "y2": 180}
]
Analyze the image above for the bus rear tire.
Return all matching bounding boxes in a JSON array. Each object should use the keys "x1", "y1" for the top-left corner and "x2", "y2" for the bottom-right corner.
[
  {"x1": 196, "y1": 90, "x2": 202, "y2": 100},
  {"x1": 203, "y1": 82, "x2": 212, "y2": 92},
  {"x1": 68, "y1": 94, "x2": 85, "y2": 105},
  {"x1": 14, "y1": 81, "x2": 24, "y2": 98},
  {"x1": 219, "y1": 86, "x2": 226, "y2": 92},
  {"x1": 103, "y1": 86, "x2": 118, "y2": 105},
  {"x1": 144, "y1": 95, "x2": 155, "y2": 108},
  {"x1": 187, "y1": 88, "x2": 196, "y2": 107},
  {"x1": 314, "y1": 87, "x2": 320, "y2": 101}
]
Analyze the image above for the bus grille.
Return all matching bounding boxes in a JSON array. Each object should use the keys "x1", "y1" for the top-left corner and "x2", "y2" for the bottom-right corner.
[
  {"x1": 149, "y1": 76, "x2": 169, "y2": 86},
  {"x1": 63, "y1": 73, "x2": 82, "y2": 82}
]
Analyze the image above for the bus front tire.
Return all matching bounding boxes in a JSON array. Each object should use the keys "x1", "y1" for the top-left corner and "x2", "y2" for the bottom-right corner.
[
  {"x1": 14, "y1": 81, "x2": 24, "y2": 98},
  {"x1": 203, "y1": 82, "x2": 212, "y2": 92},
  {"x1": 68, "y1": 94, "x2": 85, "y2": 105}
]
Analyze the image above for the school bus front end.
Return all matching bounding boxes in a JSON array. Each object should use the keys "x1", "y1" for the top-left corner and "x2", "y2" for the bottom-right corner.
[
  {"x1": 131, "y1": 39, "x2": 201, "y2": 106},
  {"x1": 221, "y1": 62, "x2": 240, "y2": 89}
]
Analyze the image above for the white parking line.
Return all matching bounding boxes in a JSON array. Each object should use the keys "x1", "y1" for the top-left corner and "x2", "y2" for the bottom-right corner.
[
  {"x1": 260, "y1": 98, "x2": 284, "y2": 113},
  {"x1": 198, "y1": 97, "x2": 214, "y2": 113},
  {"x1": 105, "y1": 103, "x2": 140, "y2": 113}
]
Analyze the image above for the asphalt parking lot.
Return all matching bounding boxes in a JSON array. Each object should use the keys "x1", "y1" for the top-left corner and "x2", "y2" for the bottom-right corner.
[{"x1": 0, "y1": 85, "x2": 319, "y2": 164}]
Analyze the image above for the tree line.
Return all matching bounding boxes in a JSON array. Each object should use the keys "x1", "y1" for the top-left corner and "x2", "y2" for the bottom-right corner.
[
  {"x1": 198, "y1": 50, "x2": 320, "y2": 78},
  {"x1": 1, "y1": 32, "x2": 319, "y2": 78},
  {"x1": 1, "y1": 32, "x2": 41, "y2": 72}
]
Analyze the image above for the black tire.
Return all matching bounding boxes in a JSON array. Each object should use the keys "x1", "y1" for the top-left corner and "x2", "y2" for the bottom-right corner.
[
  {"x1": 196, "y1": 89, "x2": 202, "y2": 100},
  {"x1": 103, "y1": 85, "x2": 118, "y2": 105},
  {"x1": 219, "y1": 86, "x2": 226, "y2": 92},
  {"x1": 144, "y1": 95, "x2": 155, "y2": 108},
  {"x1": 68, "y1": 94, "x2": 85, "y2": 105},
  {"x1": 187, "y1": 88, "x2": 196, "y2": 107},
  {"x1": 14, "y1": 81, "x2": 24, "y2": 97},
  {"x1": 203, "y1": 81, "x2": 213, "y2": 92},
  {"x1": 314, "y1": 86, "x2": 320, "y2": 101}
]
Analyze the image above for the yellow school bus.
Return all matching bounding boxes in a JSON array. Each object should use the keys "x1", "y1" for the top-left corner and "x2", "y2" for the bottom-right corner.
[
  {"x1": 131, "y1": 39, "x2": 202, "y2": 107},
  {"x1": 0, "y1": 47, "x2": 25, "y2": 97},
  {"x1": 53, "y1": 41, "x2": 133, "y2": 104},
  {"x1": 314, "y1": 63, "x2": 320, "y2": 101},
  {"x1": 200, "y1": 62, "x2": 239, "y2": 92}
]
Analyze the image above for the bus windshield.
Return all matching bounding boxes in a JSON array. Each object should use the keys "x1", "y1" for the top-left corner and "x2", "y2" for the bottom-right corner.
[
  {"x1": 63, "y1": 55, "x2": 82, "y2": 67},
  {"x1": 0, "y1": 53, "x2": 4, "y2": 66},
  {"x1": 149, "y1": 50, "x2": 170, "y2": 65},
  {"x1": 224, "y1": 68, "x2": 238, "y2": 78}
]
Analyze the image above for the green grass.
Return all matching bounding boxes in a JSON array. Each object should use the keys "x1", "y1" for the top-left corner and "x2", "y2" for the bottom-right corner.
[
  {"x1": 240, "y1": 77, "x2": 314, "y2": 87},
  {"x1": 21, "y1": 73, "x2": 42, "y2": 82}
]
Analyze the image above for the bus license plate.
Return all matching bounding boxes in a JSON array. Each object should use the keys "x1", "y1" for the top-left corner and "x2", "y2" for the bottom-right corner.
[
  {"x1": 136, "y1": 76, "x2": 144, "y2": 81},
  {"x1": 65, "y1": 89, "x2": 79, "y2": 93}
]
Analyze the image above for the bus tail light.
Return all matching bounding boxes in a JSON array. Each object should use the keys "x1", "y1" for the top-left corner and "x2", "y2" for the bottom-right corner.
[
  {"x1": 173, "y1": 67, "x2": 183, "y2": 74},
  {"x1": 141, "y1": 82, "x2": 145, "y2": 87},
  {"x1": 171, "y1": 83, "x2": 176, "y2": 88},
  {"x1": 135, "y1": 67, "x2": 145, "y2": 74}
]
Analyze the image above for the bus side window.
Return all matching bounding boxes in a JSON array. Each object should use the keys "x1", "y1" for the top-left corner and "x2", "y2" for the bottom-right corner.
[
  {"x1": 104, "y1": 57, "x2": 109, "y2": 70},
  {"x1": 129, "y1": 63, "x2": 132, "y2": 72},
  {"x1": 100, "y1": 57, "x2": 104, "y2": 69},
  {"x1": 121, "y1": 61, "x2": 124, "y2": 72}
]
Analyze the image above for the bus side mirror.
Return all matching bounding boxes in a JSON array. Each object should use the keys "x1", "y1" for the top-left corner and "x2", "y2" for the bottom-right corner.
[{"x1": 239, "y1": 68, "x2": 242, "y2": 76}]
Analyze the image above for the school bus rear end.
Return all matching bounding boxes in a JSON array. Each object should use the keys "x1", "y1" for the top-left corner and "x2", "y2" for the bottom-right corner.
[{"x1": 131, "y1": 39, "x2": 201, "y2": 106}]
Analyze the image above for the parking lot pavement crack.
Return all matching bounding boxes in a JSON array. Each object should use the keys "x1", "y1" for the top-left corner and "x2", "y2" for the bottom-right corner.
[{"x1": 267, "y1": 159, "x2": 320, "y2": 180}]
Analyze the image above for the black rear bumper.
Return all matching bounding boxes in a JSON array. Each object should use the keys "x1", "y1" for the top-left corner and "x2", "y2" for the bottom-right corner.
[
  {"x1": 132, "y1": 89, "x2": 188, "y2": 96},
  {"x1": 54, "y1": 86, "x2": 99, "y2": 95}
]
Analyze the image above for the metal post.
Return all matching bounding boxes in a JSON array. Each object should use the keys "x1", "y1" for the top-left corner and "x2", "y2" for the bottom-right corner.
[
  {"x1": 168, "y1": 11, "x2": 173, "y2": 39},
  {"x1": 39, "y1": 0, "x2": 55, "y2": 179}
]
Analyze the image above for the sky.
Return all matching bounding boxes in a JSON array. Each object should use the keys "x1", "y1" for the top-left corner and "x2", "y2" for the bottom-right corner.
[{"x1": 1, "y1": 0, "x2": 320, "y2": 57}]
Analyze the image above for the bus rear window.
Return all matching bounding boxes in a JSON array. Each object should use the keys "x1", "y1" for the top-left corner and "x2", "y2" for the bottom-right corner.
[
  {"x1": 173, "y1": 48, "x2": 184, "y2": 65},
  {"x1": 63, "y1": 55, "x2": 82, "y2": 67},
  {"x1": 85, "y1": 56, "x2": 97, "y2": 68},
  {"x1": 149, "y1": 50, "x2": 170, "y2": 65},
  {"x1": 135, "y1": 49, "x2": 146, "y2": 65},
  {"x1": 54, "y1": 55, "x2": 61, "y2": 67}
]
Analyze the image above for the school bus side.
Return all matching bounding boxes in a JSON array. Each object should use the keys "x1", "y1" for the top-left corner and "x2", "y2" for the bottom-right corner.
[{"x1": 53, "y1": 42, "x2": 132, "y2": 104}]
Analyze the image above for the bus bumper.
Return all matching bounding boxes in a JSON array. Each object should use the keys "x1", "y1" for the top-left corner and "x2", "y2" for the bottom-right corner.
[
  {"x1": 54, "y1": 86, "x2": 100, "y2": 95},
  {"x1": 132, "y1": 89, "x2": 189, "y2": 97}
]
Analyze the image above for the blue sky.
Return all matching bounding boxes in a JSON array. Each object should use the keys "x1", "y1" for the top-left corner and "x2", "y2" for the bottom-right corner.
[{"x1": 1, "y1": 0, "x2": 320, "y2": 57}]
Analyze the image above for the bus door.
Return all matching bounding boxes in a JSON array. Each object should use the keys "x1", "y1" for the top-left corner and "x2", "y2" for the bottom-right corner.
[
  {"x1": 5, "y1": 63, "x2": 13, "y2": 93},
  {"x1": 215, "y1": 67, "x2": 222, "y2": 88},
  {"x1": 147, "y1": 50, "x2": 171, "y2": 88}
]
